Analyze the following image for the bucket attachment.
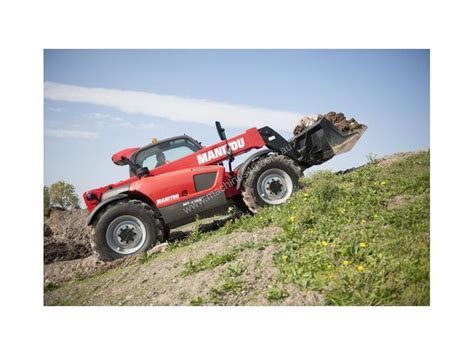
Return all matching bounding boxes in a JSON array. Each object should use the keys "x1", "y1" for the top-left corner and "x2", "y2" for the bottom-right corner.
[
  {"x1": 291, "y1": 117, "x2": 368, "y2": 166},
  {"x1": 319, "y1": 118, "x2": 368, "y2": 155}
]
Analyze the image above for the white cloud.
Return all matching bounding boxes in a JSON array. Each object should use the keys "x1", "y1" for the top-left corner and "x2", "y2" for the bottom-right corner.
[
  {"x1": 93, "y1": 114, "x2": 159, "y2": 130},
  {"x1": 135, "y1": 122, "x2": 159, "y2": 129},
  {"x1": 118, "y1": 121, "x2": 134, "y2": 128},
  {"x1": 88, "y1": 112, "x2": 123, "y2": 121},
  {"x1": 44, "y1": 81, "x2": 303, "y2": 131},
  {"x1": 45, "y1": 128, "x2": 100, "y2": 139}
]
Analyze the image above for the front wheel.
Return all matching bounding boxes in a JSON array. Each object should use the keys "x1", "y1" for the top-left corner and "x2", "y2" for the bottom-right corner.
[
  {"x1": 92, "y1": 200, "x2": 164, "y2": 261},
  {"x1": 242, "y1": 155, "x2": 302, "y2": 213}
]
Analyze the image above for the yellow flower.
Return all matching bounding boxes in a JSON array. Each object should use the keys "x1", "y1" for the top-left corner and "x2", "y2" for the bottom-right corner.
[
  {"x1": 373, "y1": 214, "x2": 379, "y2": 218},
  {"x1": 359, "y1": 242, "x2": 367, "y2": 248},
  {"x1": 290, "y1": 216, "x2": 296, "y2": 222},
  {"x1": 343, "y1": 260, "x2": 350, "y2": 266},
  {"x1": 321, "y1": 241, "x2": 328, "y2": 247},
  {"x1": 357, "y1": 265, "x2": 364, "y2": 272},
  {"x1": 361, "y1": 219, "x2": 367, "y2": 224},
  {"x1": 381, "y1": 181, "x2": 387, "y2": 186}
]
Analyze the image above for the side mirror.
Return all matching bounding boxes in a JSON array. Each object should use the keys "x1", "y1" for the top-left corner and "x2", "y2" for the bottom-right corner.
[
  {"x1": 121, "y1": 156, "x2": 150, "y2": 178},
  {"x1": 215, "y1": 121, "x2": 227, "y2": 141}
]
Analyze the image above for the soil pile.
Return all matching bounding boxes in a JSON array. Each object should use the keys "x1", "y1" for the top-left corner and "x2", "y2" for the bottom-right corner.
[
  {"x1": 44, "y1": 208, "x2": 93, "y2": 264},
  {"x1": 44, "y1": 255, "x2": 135, "y2": 284},
  {"x1": 293, "y1": 111, "x2": 364, "y2": 135}
]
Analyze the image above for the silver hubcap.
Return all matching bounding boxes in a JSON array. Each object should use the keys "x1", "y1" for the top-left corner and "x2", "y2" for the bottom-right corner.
[
  {"x1": 256, "y1": 168, "x2": 294, "y2": 205},
  {"x1": 106, "y1": 215, "x2": 147, "y2": 255}
]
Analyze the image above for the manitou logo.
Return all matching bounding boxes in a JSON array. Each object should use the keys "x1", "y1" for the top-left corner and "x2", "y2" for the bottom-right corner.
[
  {"x1": 196, "y1": 138, "x2": 245, "y2": 165},
  {"x1": 156, "y1": 194, "x2": 179, "y2": 205}
]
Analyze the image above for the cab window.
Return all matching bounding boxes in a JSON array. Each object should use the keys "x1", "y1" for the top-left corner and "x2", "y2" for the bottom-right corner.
[{"x1": 132, "y1": 138, "x2": 201, "y2": 172}]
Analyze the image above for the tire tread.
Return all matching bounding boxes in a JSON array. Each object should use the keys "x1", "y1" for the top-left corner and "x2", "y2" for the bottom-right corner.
[
  {"x1": 90, "y1": 200, "x2": 164, "y2": 261},
  {"x1": 241, "y1": 154, "x2": 303, "y2": 213}
]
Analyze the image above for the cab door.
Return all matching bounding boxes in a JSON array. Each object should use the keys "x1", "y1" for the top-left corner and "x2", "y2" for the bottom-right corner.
[{"x1": 130, "y1": 165, "x2": 228, "y2": 228}]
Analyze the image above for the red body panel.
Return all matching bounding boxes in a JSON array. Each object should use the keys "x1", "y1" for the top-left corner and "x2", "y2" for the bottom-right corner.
[
  {"x1": 131, "y1": 165, "x2": 225, "y2": 208},
  {"x1": 84, "y1": 127, "x2": 265, "y2": 212}
]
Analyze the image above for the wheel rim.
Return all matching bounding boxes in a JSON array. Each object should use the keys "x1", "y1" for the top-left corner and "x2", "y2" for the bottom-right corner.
[
  {"x1": 256, "y1": 168, "x2": 294, "y2": 205},
  {"x1": 105, "y1": 215, "x2": 147, "y2": 255}
]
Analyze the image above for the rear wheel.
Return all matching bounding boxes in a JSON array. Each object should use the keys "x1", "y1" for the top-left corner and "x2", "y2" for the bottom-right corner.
[
  {"x1": 242, "y1": 155, "x2": 302, "y2": 213},
  {"x1": 92, "y1": 200, "x2": 164, "y2": 261}
]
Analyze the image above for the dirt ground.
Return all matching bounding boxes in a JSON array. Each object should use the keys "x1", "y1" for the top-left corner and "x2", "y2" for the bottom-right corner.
[
  {"x1": 44, "y1": 255, "x2": 134, "y2": 284},
  {"x1": 43, "y1": 214, "x2": 234, "y2": 284},
  {"x1": 44, "y1": 226, "x2": 323, "y2": 306},
  {"x1": 44, "y1": 209, "x2": 93, "y2": 264}
]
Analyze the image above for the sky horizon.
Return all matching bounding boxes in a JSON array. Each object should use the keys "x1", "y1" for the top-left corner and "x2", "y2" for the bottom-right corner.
[{"x1": 44, "y1": 49, "x2": 429, "y2": 204}]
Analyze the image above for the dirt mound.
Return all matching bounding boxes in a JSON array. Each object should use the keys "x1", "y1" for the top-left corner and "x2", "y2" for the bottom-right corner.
[
  {"x1": 377, "y1": 151, "x2": 417, "y2": 167},
  {"x1": 45, "y1": 226, "x2": 323, "y2": 306},
  {"x1": 44, "y1": 209, "x2": 93, "y2": 264},
  {"x1": 293, "y1": 111, "x2": 364, "y2": 135},
  {"x1": 44, "y1": 254, "x2": 136, "y2": 284}
]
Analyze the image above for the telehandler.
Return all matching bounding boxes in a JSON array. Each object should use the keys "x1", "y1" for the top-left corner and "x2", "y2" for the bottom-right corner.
[{"x1": 84, "y1": 118, "x2": 366, "y2": 260}]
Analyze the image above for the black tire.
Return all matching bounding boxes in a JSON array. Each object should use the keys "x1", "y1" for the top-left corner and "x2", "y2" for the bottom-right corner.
[
  {"x1": 91, "y1": 200, "x2": 165, "y2": 261},
  {"x1": 242, "y1": 155, "x2": 303, "y2": 213}
]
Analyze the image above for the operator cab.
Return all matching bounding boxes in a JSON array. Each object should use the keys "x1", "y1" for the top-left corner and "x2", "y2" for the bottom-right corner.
[{"x1": 129, "y1": 135, "x2": 203, "y2": 177}]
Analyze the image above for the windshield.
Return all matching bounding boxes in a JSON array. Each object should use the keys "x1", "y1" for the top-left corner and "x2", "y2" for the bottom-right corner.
[{"x1": 132, "y1": 137, "x2": 201, "y2": 172}]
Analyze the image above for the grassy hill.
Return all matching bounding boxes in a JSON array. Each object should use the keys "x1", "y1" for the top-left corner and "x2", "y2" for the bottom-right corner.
[{"x1": 45, "y1": 151, "x2": 430, "y2": 306}]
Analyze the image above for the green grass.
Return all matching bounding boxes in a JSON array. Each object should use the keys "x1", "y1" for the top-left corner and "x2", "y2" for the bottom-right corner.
[
  {"x1": 190, "y1": 296, "x2": 205, "y2": 306},
  {"x1": 208, "y1": 270, "x2": 247, "y2": 305},
  {"x1": 181, "y1": 241, "x2": 268, "y2": 277},
  {"x1": 44, "y1": 281, "x2": 61, "y2": 292},
  {"x1": 181, "y1": 250, "x2": 239, "y2": 276},
  {"x1": 267, "y1": 286, "x2": 289, "y2": 302},
  {"x1": 167, "y1": 219, "x2": 205, "y2": 250},
  {"x1": 138, "y1": 252, "x2": 156, "y2": 264},
  {"x1": 226, "y1": 262, "x2": 247, "y2": 277},
  {"x1": 187, "y1": 263, "x2": 249, "y2": 305},
  {"x1": 208, "y1": 151, "x2": 430, "y2": 305}
]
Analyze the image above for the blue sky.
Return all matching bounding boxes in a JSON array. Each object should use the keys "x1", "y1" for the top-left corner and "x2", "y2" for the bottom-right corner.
[{"x1": 44, "y1": 49, "x2": 429, "y2": 203}]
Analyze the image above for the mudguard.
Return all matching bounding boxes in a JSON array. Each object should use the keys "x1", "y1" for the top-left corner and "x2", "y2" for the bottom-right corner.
[
  {"x1": 86, "y1": 193, "x2": 128, "y2": 226},
  {"x1": 235, "y1": 149, "x2": 272, "y2": 189}
]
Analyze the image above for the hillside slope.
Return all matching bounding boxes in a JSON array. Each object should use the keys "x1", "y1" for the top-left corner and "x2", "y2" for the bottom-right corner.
[{"x1": 45, "y1": 151, "x2": 430, "y2": 306}]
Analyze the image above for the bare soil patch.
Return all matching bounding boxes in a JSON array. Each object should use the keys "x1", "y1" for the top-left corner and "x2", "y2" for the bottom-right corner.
[
  {"x1": 386, "y1": 195, "x2": 411, "y2": 210},
  {"x1": 44, "y1": 209, "x2": 93, "y2": 264}
]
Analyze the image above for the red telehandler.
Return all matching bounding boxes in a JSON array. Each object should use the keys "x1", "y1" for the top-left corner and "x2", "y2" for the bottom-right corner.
[{"x1": 84, "y1": 118, "x2": 366, "y2": 260}]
